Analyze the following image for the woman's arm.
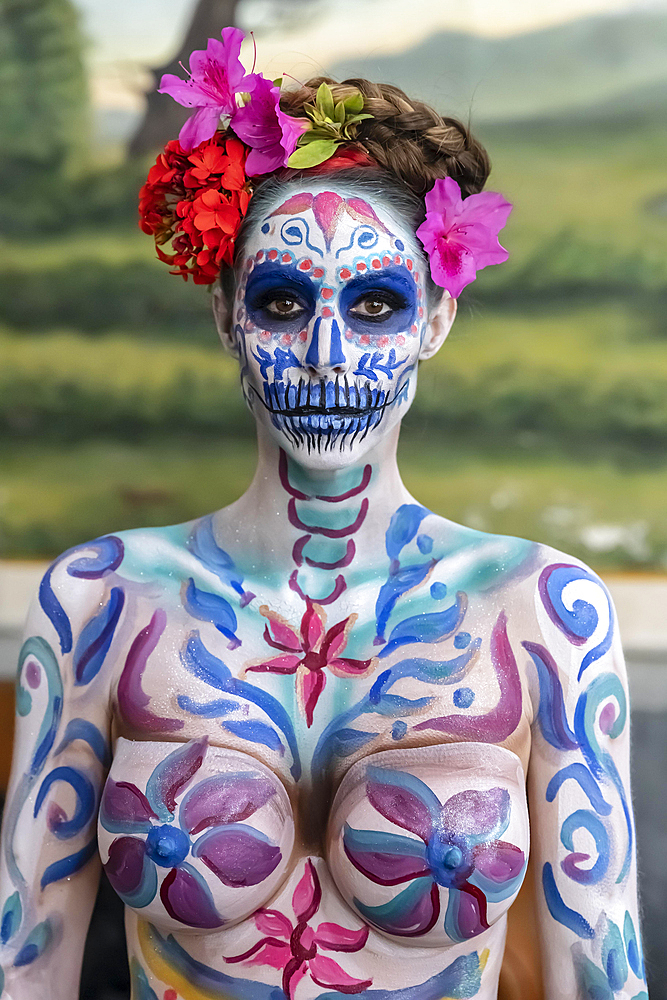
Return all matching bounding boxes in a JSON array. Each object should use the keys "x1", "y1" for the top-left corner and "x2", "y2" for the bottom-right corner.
[
  {"x1": 0, "y1": 540, "x2": 120, "y2": 999},
  {"x1": 526, "y1": 553, "x2": 647, "y2": 999}
]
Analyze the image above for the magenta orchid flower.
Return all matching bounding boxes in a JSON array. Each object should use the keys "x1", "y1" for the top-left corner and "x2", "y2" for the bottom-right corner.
[
  {"x1": 226, "y1": 859, "x2": 371, "y2": 998},
  {"x1": 99, "y1": 738, "x2": 283, "y2": 929},
  {"x1": 245, "y1": 601, "x2": 375, "y2": 727},
  {"x1": 232, "y1": 74, "x2": 308, "y2": 176},
  {"x1": 158, "y1": 27, "x2": 257, "y2": 151},
  {"x1": 416, "y1": 176, "x2": 512, "y2": 298},
  {"x1": 343, "y1": 766, "x2": 526, "y2": 943}
]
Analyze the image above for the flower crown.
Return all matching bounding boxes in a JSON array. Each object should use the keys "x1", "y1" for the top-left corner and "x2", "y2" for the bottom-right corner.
[{"x1": 139, "y1": 27, "x2": 512, "y2": 296}]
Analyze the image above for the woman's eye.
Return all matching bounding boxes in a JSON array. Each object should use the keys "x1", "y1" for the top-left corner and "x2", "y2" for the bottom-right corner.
[
  {"x1": 349, "y1": 297, "x2": 393, "y2": 319},
  {"x1": 266, "y1": 297, "x2": 303, "y2": 317}
]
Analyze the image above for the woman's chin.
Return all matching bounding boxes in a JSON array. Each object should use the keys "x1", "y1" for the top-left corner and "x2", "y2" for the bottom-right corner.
[{"x1": 264, "y1": 414, "x2": 395, "y2": 469}]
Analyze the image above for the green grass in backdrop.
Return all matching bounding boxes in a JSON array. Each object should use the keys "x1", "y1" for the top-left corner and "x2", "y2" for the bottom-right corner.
[{"x1": 1, "y1": 121, "x2": 666, "y2": 567}]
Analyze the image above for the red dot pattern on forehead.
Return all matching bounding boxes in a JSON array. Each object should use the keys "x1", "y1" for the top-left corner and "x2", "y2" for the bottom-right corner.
[
  {"x1": 321, "y1": 288, "x2": 334, "y2": 300},
  {"x1": 298, "y1": 259, "x2": 312, "y2": 271},
  {"x1": 322, "y1": 306, "x2": 333, "y2": 318}
]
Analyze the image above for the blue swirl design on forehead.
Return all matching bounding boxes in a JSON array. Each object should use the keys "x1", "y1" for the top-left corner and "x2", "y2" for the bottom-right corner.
[{"x1": 279, "y1": 217, "x2": 324, "y2": 256}]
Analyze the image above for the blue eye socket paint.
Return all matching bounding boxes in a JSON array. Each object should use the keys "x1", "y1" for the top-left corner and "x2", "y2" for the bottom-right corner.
[
  {"x1": 245, "y1": 262, "x2": 318, "y2": 333},
  {"x1": 339, "y1": 266, "x2": 418, "y2": 336}
]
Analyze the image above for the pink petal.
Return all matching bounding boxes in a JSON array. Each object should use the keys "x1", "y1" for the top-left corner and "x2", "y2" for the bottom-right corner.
[
  {"x1": 292, "y1": 858, "x2": 321, "y2": 922},
  {"x1": 255, "y1": 908, "x2": 293, "y2": 939},
  {"x1": 246, "y1": 654, "x2": 301, "y2": 674},
  {"x1": 456, "y1": 190, "x2": 512, "y2": 234},
  {"x1": 263, "y1": 616, "x2": 302, "y2": 651},
  {"x1": 449, "y1": 223, "x2": 509, "y2": 268},
  {"x1": 225, "y1": 936, "x2": 292, "y2": 969},
  {"x1": 423, "y1": 176, "x2": 463, "y2": 226},
  {"x1": 301, "y1": 603, "x2": 326, "y2": 651},
  {"x1": 278, "y1": 108, "x2": 308, "y2": 157},
  {"x1": 313, "y1": 922, "x2": 369, "y2": 952},
  {"x1": 158, "y1": 74, "x2": 213, "y2": 108},
  {"x1": 179, "y1": 107, "x2": 225, "y2": 152},
  {"x1": 245, "y1": 146, "x2": 286, "y2": 177},
  {"x1": 321, "y1": 618, "x2": 350, "y2": 661},
  {"x1": 328, "y1": 657, "x2": 372, "y2": 677},
  {"x1": 428, "y1": 238, "x2": 478, "y2": 298},
  {"x1": 308, "y1": 955, "x2": 372, "y2": 993},
  {"x1": 298, "y1": 667, "x2": 326, "y2": 727}
]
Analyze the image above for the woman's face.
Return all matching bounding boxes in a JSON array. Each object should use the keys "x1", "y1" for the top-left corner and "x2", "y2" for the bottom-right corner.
[{"x1": 217, "y1": 181, "x2": 455, "y2": 469}]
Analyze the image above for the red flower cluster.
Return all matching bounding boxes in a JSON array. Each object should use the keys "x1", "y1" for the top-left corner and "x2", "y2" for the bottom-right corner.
[{"x1": 139, "y1": 132, "x2": 252, "y2": 284}]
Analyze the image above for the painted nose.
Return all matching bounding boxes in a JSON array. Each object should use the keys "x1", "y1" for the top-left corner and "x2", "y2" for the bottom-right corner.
[{"x1": 304, "y1": 316, "x2": 348, "y2": 377}]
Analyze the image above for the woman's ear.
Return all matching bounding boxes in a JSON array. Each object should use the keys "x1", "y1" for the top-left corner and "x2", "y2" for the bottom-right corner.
[
  {"x1": 419, "y1": 293, "x2": 457, "y2": 361},
  {"x1": 212, "y1": 284, "x2": 240, "y2": 358}
]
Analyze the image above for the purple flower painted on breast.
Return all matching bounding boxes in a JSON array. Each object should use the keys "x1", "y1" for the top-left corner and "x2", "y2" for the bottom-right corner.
[
  {"x1": 343, "y1": 766, "x2": 526, "y2": 943},
  {"x1": 226, "y1": 859, "x2": 371, "y2": 998},
  {"x1": 100, "y1": 738, "x2": 282, "y2": 928}
]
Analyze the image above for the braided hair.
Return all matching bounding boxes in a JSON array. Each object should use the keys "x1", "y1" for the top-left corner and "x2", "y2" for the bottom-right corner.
[{"x1": 280, "y1": 77, "x2": 490, "y2": 199}]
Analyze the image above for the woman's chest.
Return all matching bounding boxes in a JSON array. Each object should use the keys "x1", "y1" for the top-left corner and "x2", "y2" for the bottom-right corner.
[{"x1": 109, "y1": 565, "x2": 533, "y2": 789}]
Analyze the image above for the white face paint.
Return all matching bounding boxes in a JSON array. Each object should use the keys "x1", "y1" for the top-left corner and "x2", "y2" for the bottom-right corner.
[{"x1": 228, "y1": 182, "x2": 441, "y2": 470}]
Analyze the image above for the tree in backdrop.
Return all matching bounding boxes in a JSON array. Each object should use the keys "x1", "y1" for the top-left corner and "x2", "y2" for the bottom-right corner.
[
  {"x1": 129, "y1": 0, "x2": 240, "y2": 157},
  {"x1": 129, "y1": 0, "x2": 321, "y2": 157},
  {"x1": 0, "y1": 0, "x2": 89, "y2": 230}
]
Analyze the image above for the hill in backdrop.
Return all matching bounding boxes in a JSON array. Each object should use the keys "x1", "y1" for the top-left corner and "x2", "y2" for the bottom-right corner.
[{"x1": 329, "y1": 9, "x2": 667, "y2": 127}]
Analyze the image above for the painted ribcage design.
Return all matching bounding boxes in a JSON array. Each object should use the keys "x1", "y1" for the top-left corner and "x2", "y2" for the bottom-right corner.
[{"x1": 255, "y1": 375, "x2": 406, "y2": 452}]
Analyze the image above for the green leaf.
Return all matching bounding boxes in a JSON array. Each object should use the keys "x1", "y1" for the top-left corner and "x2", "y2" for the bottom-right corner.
[
  {"x1": 333, "y1": 101, "x2": 346, "y2": 124},
  {"x1": 316, "y1": 83, "x2": 335, "y2": 120},
  {"x1": 343, "y1": 91, "x2": 364, "y2": 113},
  {"x1": 287, "y1": 139, "x2": 339, "y2": 169},
  {"x1": 272, "y1": 77, "x2": 283, "y2": 88},
  {"x1": 346, "y1": 113, "x2": 373, "y2": 124}
]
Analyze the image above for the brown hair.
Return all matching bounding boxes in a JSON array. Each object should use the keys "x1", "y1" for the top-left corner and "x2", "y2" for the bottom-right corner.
[
  {"x1": 279, "y1": 77, "x2": 490, "y2": 199},
  {"x1": 221, "y1": 77, "x2": 491, "y2": 307}
]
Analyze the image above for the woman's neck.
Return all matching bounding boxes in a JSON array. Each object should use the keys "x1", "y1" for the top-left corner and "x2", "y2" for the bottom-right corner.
[{"x1": 215, "y1": 425, "x2": 416, "y2": 592}]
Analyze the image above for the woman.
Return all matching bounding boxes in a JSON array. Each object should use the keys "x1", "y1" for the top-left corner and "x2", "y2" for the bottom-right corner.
[{"x1": 0, "y1": 28, "x2": 646, "y2": 1000}]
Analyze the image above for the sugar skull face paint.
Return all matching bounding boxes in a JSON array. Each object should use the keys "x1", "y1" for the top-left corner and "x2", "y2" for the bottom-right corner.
[{"x1": 226, "y1": 183, "x2": 447, "y2": 467}]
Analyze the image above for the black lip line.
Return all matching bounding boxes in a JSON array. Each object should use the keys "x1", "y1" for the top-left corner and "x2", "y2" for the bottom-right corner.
[{"x1": 245, "y1": 374, "x2": 411, "y2": 419}]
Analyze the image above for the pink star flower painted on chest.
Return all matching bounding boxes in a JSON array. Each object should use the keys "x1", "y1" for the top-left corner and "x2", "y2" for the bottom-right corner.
[
  {"x1": 245, "y1": 602, "x2": 376, "y2": 727},
  {"x1": 226, "y1": 859, "x2": 371, "y2": 998}
]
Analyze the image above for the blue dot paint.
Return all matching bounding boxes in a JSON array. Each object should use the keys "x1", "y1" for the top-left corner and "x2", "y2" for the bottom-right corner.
[
  {"x1": 261, "y1": 223, "x2": 270, "y2": 234},
  {"x1": 417, "y1": 534, "x2": 433, "y2": 554},
  {"x1": 454, "y1": 632, "x2": 471, "y2": 649},
  {"x1": 391, "y1": 720, "x2": 408, "y2": 740},
  {"x1": 430, "y1": 582, "x2": 447, "y2": 600},
  {"x1": 453, "y1": 687, "x2": 475, "y2": 709},
  {"x1": 395, "y1": 239, "x2": 404, "y2": 251}
]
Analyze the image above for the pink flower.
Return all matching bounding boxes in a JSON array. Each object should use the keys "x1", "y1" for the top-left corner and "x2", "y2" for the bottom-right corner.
[
  {"x1": 232, "y1": 75, "x2": 308, "y2": 176},
  {"x1": 245, "y1": 602, "x2": 375, "y2": 727},
  {"x1": 416, "y1": 177, "x2": 512, "y2": 298},
  {"x1": 225, "y1": 860, "x2": 371, "y2": 998},
  {"x1": 158, "y1": 27, "x2": 257, "y2": 151}
]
